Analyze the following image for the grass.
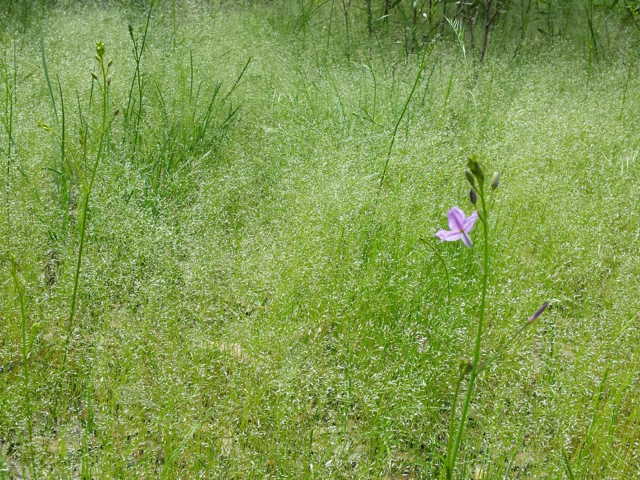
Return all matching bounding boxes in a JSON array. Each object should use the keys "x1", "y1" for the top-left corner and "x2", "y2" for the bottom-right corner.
[{"x1": 1, "y1": 1, "x2": 640, "y2": 478}]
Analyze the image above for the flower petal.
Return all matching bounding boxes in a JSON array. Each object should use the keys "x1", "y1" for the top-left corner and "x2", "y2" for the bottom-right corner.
[
  {"x1": 461, "y1": 231, "x2": 473, "y2": 247},
  {"x1": 463, "y1": 211, "x2": 479, "y2": 232},
  {"x1": 436, "y1": 229, "x2": 463, "y2": 242},
  {"x1": 447, "y1": 207, "x2": 466, "y2": 231}
]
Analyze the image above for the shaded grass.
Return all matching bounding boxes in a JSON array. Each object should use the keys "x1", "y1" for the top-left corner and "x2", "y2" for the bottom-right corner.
[{"x1": 1, "y1": 1, "x2": 640, "y2": 478}]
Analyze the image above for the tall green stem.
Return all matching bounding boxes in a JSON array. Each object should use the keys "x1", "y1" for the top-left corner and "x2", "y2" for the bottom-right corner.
[
  {"x1": 446, "y1": 185, "x2": 490, "y2": 479},
  {"x1": 378, "y1": 45, "x2": 430, "y2": 190},
  {"x1": 62, "y1": 45, "x2": 110, "y2": 363}
]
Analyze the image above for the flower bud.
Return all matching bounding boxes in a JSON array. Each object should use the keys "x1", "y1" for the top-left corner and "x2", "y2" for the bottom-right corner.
[
  {"x1": 464, "y1": 169, "x2": 476, "y2": 188},
  {"x1": 96, "y1": 41, "x2": 105, "y2": 59},
  {"x1": 527, "y1": 302, "x2": 549, "y2": 324},
  {"x1": 490, "y1": 172, "x2": 500, "y2": 190},
  {"x1": 90, "y1": 72, "x2": 98, "y2": 81},
  {"x1": 469, "y1": 189, "x2": 477, "y2": 205},
  {"x1": 467, "y1": 156, "x2": 485, "y2": 184}
]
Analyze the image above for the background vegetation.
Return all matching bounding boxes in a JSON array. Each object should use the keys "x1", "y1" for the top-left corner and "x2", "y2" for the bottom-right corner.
[{"x1": 1, "y1": 0, "x2": 639, "y2": 478}]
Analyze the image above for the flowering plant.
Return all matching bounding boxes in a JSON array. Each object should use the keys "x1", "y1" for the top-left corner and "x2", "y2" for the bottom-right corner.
[{"x1": 438, "y1": 158, "x2": 547, "y2": 479}]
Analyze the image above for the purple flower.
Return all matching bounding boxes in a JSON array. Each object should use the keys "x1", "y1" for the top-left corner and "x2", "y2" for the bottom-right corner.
[
  {"x1": 435, "y1": 207, "x2": 479, "y2": 247},
  {"x1": 527, "y1": 302, "x2": 549, "y2": 324}
]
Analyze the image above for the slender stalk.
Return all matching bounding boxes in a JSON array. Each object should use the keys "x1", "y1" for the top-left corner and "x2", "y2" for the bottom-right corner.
[
  {"x1": 2, "y1": 42, "x2": 17, "y2": 237},
  {"x1": 125, "y1": 4, "x2": 153, "y2": 154},
  {"x1": 365, "y1": 0, "x2": 373, "y2": 36},
  {"x1": 10, "y1": 261, "x2": 35, "y2": 476},
  {"x1": 562, "y1": 448, "x2": 576, "y2": 480},
  {"x1": 446, "y1": 184, "x2": 490, "y2": 479},
  {"x1": 445, "y1": 367, "x2": 467, "y2": 471},
  {"x1": 40, "y1": 37, "x2": 58, "y2": 124},
  {"x1": 223, "y1": 56, "x2": 252, "y2": 102},
  {"x1": 2, "y1": 41, "x2": 17, "y2": 171},
  {"x1": 584, "y1": 0, "x2": 599, "y2": 60},
  {"x1": 10, "y1": 42, "x2": 17, "y2": 162},
  {"x1": 378, "y1": 45, "x2": 430, "y2": 189},
  {"x1": 62, "y1": 45, "x2": 110, "y2": 363},
  {"x1": 57, "y1": 75, "x2": 69, "y2": 232}
]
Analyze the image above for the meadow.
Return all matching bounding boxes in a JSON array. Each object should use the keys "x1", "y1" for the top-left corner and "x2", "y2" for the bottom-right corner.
[{"x1": 1, "y1": 1, "x2": 640, "y2": 478}]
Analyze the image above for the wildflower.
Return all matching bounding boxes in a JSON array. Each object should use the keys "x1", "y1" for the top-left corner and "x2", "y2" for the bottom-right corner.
[
  {"x1": 527, "y1": 302, "x2": 549, "y2": 324},
  {"x1": 435, "y1": 207, "x2": 479, "y2": 247}
]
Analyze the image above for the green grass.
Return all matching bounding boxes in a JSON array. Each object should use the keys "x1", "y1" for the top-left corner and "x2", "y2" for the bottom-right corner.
[{"x1": 1, "y1": 2, "x2": 640, "y2": 478}]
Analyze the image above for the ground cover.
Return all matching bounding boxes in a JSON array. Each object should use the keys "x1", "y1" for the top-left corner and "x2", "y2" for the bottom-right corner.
[{"x1": 1, "y1": 2, "x2": 639, "y2": 478}]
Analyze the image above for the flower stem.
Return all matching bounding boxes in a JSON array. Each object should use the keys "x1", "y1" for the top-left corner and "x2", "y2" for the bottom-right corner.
[{"x1": 446, "y1": 186, "x2": 490, "y2": 479}]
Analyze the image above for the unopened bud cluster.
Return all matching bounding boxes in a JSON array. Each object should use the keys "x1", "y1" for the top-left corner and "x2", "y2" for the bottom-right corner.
[
  {"x1": 95, "y1": 41, "x2": 105, "y2": 60},
  {"x1": 91, "y1": 41, "x2": 114, "y2": 86},
  {"x1": 465, "y1": 156, "x2": 500, "y2": 206}
]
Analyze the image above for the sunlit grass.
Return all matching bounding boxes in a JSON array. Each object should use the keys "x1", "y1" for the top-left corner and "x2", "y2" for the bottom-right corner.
[{"x1": 0, "y1": 2, "x2": 639, "y2": 478}]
